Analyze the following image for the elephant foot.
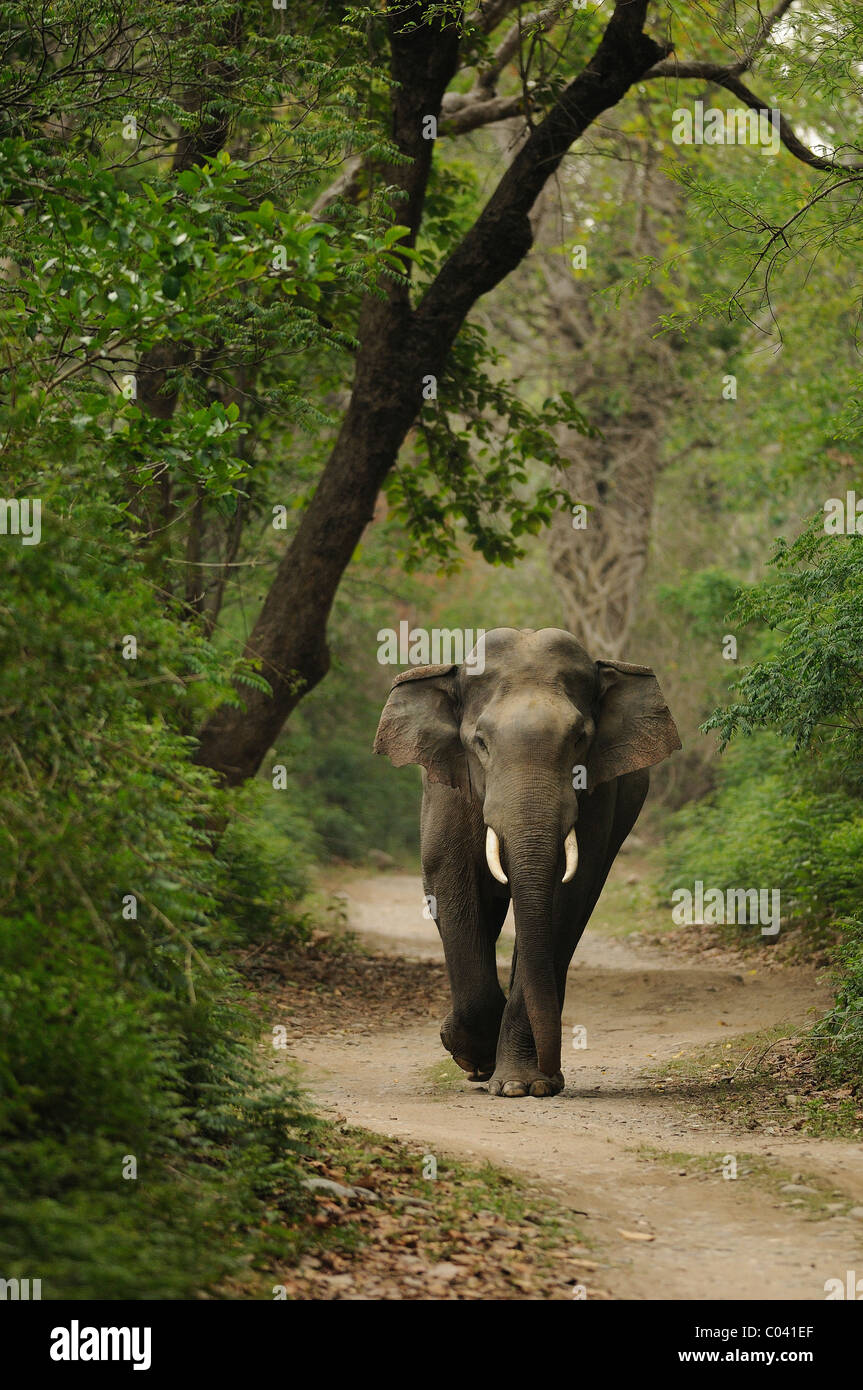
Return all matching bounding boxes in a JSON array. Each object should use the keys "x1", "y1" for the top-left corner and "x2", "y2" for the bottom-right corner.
[
  {"x1": 487, "y1": 1068, "x2": 564, "y2": 1098},
  {"x1": 440, "y1": 1009, "x2": 501, "y2": 1084},
  {"x1": 453, "y1": 1056, "x2": 496, "y2": 1083}
]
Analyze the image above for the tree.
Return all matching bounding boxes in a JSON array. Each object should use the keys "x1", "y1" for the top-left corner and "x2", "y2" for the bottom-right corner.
[
  {"x1": 5, "y1": 1, "x2": 855, "y2": 789},
  {"x1": 196, "y1": 0, "x2": 856, "y2": 784},
  {"x1": 194, "y1": 1, "x2": 671, "y2": 780},
  {"x1": 528, "y1": 120, "x2": 684, "y2": 656}
]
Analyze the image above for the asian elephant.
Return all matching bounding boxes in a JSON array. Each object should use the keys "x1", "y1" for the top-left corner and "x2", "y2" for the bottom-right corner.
[{"x1": 373, "y1": 627, "x2": 680, "y2": 1098}]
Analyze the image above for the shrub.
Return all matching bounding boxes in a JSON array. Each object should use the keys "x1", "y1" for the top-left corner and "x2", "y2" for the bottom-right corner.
[{"x1": 0, "y1": 503, "x2": 313, "y2": 1297}]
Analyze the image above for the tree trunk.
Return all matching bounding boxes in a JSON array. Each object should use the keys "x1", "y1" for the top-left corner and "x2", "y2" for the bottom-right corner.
[
  {"x1": 195, "y1": 1, "x2": 669, "y2": 784},
  {"x1": 535, "y1": 132, "x2": 683, "y2": 657},
  {"x1": 548, "y1": 405, "x2": 665, "y2": 658}
]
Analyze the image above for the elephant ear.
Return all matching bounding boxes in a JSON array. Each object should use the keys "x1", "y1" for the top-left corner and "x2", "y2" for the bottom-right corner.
[
  {"x1": 588, "y1": 660, "x2": 681, "y2": 791},
  {"x1": 373, "y1": 664, "x2": 470, "y2": 796}
]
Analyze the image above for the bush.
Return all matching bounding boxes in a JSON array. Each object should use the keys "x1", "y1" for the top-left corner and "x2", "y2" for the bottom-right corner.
[
  {"x1": 216, "y1": 783, "x2": 318, "y2": 946},
  {"x1": 662, "y1": 735, "x2": 863, "y2": 925},
  {"x1": 668, "y1": 520, "x2": 863, "y2": 1084},
  {"x1": 813, "y1": 917, "x2": 863, "y2": 1088},
  {"x1": 0, "y1": 503, "x2": 314, "y2": 1297}
]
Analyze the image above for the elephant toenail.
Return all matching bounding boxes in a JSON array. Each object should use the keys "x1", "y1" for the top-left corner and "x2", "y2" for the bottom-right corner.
[
  {"x1": 529, "y1": 1079, "x2": 554, "y2": 1096},
  {"x1": 502, "y1": 1080, "x2": 528, "y2": 1097}
]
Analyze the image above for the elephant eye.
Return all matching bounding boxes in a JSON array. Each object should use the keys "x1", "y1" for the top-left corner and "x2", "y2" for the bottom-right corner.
[{"x1": 474, "y1": 734, "x2": 488, "y2": 754}]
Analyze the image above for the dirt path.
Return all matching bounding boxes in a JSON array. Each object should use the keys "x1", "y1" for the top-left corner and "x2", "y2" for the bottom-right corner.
[{"x1": 286, "y1": 869, "x2": 863, "y2": 1300}]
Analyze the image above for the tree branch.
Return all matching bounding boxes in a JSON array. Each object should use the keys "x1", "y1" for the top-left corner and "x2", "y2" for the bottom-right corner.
[
  {"x1": 644, "y1": 61, "x2": 863, "y2": 172},
  {"x1": 310, "y1": 153, "x2": 365, "y2": 219},
  {"x1": 475, "y1": 0, "x2": 570, "y2": 94},
  {"x1": 440, "y1": 91, "x2": 525, "y2": 134},
  {"x1": 194, "y1": 0, "x2": 669, "y2": 785},
  {"x1": 415, "y1": 0, "x2": 669, "y2": 347},
  {"x1": 642, "y1": 0, "x2": 860, "y2": 174},
  {"x1": 467, "y1": 0, "x2": 521, "y2": 37},
  {"x1": 740, "y1": 0, "x2": 796, "y2": 71}
]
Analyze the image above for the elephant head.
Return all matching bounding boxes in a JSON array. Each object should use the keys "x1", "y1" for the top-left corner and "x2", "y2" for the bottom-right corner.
[{"x1": 373, "y1": 627, "x2": 680, "y2": 1079}]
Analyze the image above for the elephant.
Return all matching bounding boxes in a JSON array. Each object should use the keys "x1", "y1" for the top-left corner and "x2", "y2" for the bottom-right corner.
[{"x1": 373, "y1": 627, "x2": 681, "y2": 1098}]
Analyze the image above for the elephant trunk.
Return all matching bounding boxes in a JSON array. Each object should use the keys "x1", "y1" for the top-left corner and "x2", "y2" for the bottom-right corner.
[{"x1": 497, "y1": 817, "x2": 567, "y2": 1080}]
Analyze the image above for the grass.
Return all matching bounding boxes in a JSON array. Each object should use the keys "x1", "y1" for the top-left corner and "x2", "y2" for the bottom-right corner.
[
  {"x1": 588, "y1": 852, "x2": 672, "y2": 939},
  {"x1": 425, "y1": 1057, "x2": 473, "y2": 1094},
  {"x1": 224, "y1": 1120, "x2": 595, "y2": 1299},
  {"x1": 329, "y1": 1123, "x2": 586, "y2": 1234},
  {"x1": 645, "y1": 1025, "x2": 863, "y2": 1141},
  {"x1": 634, "y1": 1145, "x2": 857, "y2": 1222}
]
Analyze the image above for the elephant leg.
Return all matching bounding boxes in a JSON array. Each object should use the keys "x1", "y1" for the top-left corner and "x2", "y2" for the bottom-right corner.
[
  {"x1": 422, "y1": 783, "x2": 507, "y2": 1081},
  {"x1": 488, "y1": 956, "x2": 564, "y2": 1097},
  {"x1": 554, "y1": 769, "x2": 650, "y2": 1002},
  {"x1": 436, "y1": 889, "x2": 509, "y2": 1081}
]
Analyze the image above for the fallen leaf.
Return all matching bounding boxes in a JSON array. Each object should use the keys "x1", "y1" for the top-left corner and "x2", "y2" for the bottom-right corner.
[{"x1": 617, "y1": 1229, "x2": 655, "y2": 1242}]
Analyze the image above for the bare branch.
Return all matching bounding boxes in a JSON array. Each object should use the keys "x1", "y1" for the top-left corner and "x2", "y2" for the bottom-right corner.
[
  {"x1": 440, "y1": 91, "x2": 525, "y2": 134},
  {"x1": 476, "y1": 0, "x2": 570, "y2": 94},
  {"x1": 644, "y1": 61, "x2": 863, "y2": 172},
  {"x1": 466, "y1": 0, "x2": 520, "y2": 37},
  {"x1": 741, "y1": 0, "x2": 797, "y2": 70}
]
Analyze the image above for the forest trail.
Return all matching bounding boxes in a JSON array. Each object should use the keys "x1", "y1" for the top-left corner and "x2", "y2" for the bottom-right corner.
[{"x1": 286, "y1": 868, "x2": 863, "y2": 1300}]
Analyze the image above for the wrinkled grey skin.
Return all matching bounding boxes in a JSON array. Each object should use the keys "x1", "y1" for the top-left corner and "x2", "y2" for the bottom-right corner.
[{"x1": 374, "y1": 628, "x2": 681, "y2": 1098}]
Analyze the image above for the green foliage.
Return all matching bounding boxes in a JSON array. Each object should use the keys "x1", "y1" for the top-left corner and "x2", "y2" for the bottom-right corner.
[
  {"x1": 268, "y1": 566, "x2": 427, "y2": 863},
  {"x1": 0, "y1": 136, "x2": 373, "y2": 499},
  {"x1": 286, "y1": 681, "x2": 422, "y2": 863},
  {"x1": 814, "y1": 917, "x2": 863, "y2": 1085},
  {"x1": 704, "y1": 522, "x2": 863, "y2": 762},
  {"x1": 685, "y1": 517, "x2": 863, "y2": 1084},
  {"x1": 657, "y1": 568, "x2": 743, "y2": 641},
  {"x1": 387, "y1": 325, "x2": 587, "y2": 571},
  {"x1": 0, "y1": 0, "x2": 412, "y2": 662},
  {"x1": 216, "y1": 782, "x2": 319, "y2": 942},
  {"x1": 663, "y1": 736, "x2": 863, "y2": 925},
  {"x1": 0, "y1": 501, "x2": 314, "y2": 1297}
]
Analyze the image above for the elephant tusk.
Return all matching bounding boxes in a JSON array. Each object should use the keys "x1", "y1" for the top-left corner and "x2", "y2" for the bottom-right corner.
[
  {"x1": 562, "y1": 827, "x2": 579, "y2": 883},
  {"x1": 485, "y1": 826, "x2": 508, "y2": 884}
]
